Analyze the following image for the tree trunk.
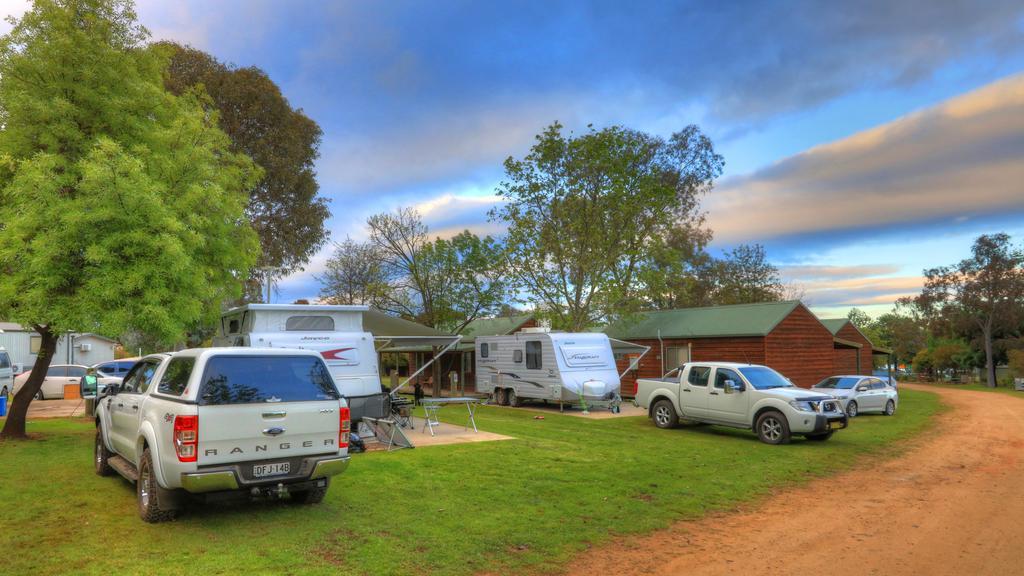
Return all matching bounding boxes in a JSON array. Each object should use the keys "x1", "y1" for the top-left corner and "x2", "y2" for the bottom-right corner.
[
  {"x1": 0, "y1": 327, "x2": 58, "y2": 439},
  {"x1": 983, "y1": 324, "x2": 996, "y2": 388}
]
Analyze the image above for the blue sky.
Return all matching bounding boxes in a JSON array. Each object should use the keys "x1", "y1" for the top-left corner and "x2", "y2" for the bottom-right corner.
[{"x1": 6, "y1": 0, "x2": 1024, "y2": 318}]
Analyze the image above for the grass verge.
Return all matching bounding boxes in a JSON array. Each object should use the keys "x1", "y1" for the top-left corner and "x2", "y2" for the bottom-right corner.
[{"x1": 0, "y1": 389, "x2": 940, "y2": 576}]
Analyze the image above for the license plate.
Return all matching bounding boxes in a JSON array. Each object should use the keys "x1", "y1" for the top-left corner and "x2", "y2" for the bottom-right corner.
[
  {"x1": 253, "y1": 462, "x2": 290, "y2": 478},
  {"x1": 828, "y1": 421, "x2": 846, "y2": 430}
]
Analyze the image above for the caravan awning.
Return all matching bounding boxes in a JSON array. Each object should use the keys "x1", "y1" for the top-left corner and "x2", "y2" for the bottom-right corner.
[
  {"x1": 608, "y1": 338, "x2": 650, "y2": 352},
  {"x1": 363, "y1": 309, "x2": 460, "y2": 347}
]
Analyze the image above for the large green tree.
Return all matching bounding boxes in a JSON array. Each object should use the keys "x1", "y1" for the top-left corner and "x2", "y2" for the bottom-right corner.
[
  {"x1": 914, "y1": 233, "x2": 1024, "y2": 387},
  {"x1": 160, "y1": 42, "x2": 329, "y2": 301},
  {"x1": 0, "y1": 0, "x2": 258, "y2": 439},
  {"x1": 493, "y1": 122, "x2": 723, "y2": 330}
]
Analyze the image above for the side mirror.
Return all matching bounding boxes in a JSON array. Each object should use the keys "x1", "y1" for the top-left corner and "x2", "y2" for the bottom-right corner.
[
  {"x1": 856, "y1": 385, "x2": 868, "y2": 392},
  {"x1": 104, "y1": 384, "x2": 121, "y2": 396},
  {"x1": 724, "y1": 379, "x2": 742, "y2": 393}
]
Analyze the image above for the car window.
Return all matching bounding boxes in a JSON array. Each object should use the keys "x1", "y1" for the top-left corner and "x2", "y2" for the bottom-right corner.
[
  {"x1": 67, "y1": 366, "x2": 87, "y2": 378},
  {"x1": 157, "y1": 357, "x2": 195, "y2": 396},
  {"x1": 870, "y1": 379, "x2": 886, "y2": 390},
  {"x1": 525, "y1": 341, "x2": 542, "y2": 369},
  {"x1": 46, "y1": 366, "x2": 67, "y2": 378},
  {"x1": 714, "y1": 368, "x2": 741, "y2": 389},
  {"x1": 687, "y1": 366, "x2": 711, "y2": 387},
  {"x1": 198, "y1": 355, "x2": 339, "y2": 405},
  {"x1": 122, "y1": 360, "x2": 159, "y2": 394}
]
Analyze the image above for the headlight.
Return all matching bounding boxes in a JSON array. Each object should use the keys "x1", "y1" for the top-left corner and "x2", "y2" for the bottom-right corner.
[{"x1": 789, "y1": 400, "x2": 816, "y2": 412}]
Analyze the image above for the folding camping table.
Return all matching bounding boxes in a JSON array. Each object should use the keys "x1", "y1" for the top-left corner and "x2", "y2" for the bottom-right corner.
[{"x1": 419, "y1": 397, "x2": 481, "y2": 436}]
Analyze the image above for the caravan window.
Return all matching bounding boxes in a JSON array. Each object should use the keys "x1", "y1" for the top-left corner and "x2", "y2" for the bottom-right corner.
[
  {"x1": 525, "y1": 341, "x2": 542, "y2": 369},
  {"x1": 480, "y1": 343, "x2": 489, "y2": 358},
  {"x1": 227, "y1": 317, "x2": 240, "y2": 334},
  {"x1": 286, "y1": 316, "x2": 335, "y2": 331}
]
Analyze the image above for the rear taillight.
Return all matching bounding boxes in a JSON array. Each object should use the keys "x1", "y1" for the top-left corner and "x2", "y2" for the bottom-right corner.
[
  {"x1": 339, "y1": 406, "x2": 350, "y2": 448},
  {"x1": 173, "y1": 415, "x2": 198, "y2": 462}
]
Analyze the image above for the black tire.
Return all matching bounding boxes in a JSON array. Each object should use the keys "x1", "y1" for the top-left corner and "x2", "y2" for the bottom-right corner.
[
  {"x1": 508, "y1": 388, "x2": 521, "y2": 407},
  {"x1": 495, "y1": 388, "x2": 508, "y2": 406},
  {"x1": 34, "y1": 389, "x2": 44, "y2": 400},
  {"x1": 292, "y1": 478, "x2": 330, "y2": 505},
  {"x1": 846, "y1": 401, "x2": 859, "y2": 418},
  {"x1": 755, "y1": 411, "x2": 791, "y2": 445},
  {"x1": 1, "y1": 386, "x2": 8, "y2": 397},
  {"x1": 95, "y1": 427, "x2": 113, "y2": 477},
  {"x1": 138, "y1": 448, "x2": 177, "y2": 523},
  {"x1": 883, "y1": 399, "x2": 896, "y2": 416},
  {"x1": 805, "y1": 430, "x2": 834, "y2": 442},
  {"x1": 651, "y1": 399, "x2": 679, "y2": 429}
]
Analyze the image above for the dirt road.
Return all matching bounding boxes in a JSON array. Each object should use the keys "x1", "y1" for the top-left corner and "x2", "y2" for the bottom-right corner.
[{"x1": 566, "y1": 385, "x2": 1024, "y2": 576}]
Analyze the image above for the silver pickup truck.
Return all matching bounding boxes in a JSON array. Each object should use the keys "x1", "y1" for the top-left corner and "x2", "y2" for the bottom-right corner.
[
  {"x1": 635, "y1": 362, "x2": 848, "y2": 444},
  {"x1": 95, "y1": 347, "x2": 351, "y2": 522}
]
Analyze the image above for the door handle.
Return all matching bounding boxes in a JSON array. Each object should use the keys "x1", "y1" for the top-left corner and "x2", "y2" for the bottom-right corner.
[
  {"x1": 682, "y1": 389, "x2": 690, "y2": 392},
  {"x1": 130, "y1": 405, "x2": 138, "y2": 411},
  {"x1": 117, "y1": 402, "x2": 124, "y2": 408},
  {"x1": 709, "y1": 392, "x2": 719, "y2": 396}
]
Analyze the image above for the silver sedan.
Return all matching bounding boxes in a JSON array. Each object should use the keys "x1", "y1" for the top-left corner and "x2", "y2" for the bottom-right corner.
[{"x1": 812, "y1": 375, "x2": 898, "y2": 418}]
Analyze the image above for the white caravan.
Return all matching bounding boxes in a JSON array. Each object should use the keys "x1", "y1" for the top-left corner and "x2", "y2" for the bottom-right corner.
[
  {"x1": 476, "y1": 329, "x2": 625, "y2": 410},
  {"x1": 213, "y1": 304, "x2": 386, "y2": 422}
]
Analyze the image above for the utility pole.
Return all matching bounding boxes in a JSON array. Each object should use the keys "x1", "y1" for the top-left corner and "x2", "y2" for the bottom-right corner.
[{"x1": 257, "y1": 266, "x2": 286, "y2": 303}]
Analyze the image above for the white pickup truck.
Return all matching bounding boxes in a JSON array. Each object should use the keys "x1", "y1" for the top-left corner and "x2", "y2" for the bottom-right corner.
[
  {"x1": 94, "y1": 347, "x2": 351, "y2": 522},
  {"x1": 635, "y1": 362, "x2": 848, "y2": 444}
]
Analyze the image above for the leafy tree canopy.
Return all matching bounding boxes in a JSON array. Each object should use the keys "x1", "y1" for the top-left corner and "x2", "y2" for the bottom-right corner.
[
  {"x1": 159, "y1": 41, "x2": 329, "y2": 300},
  {"x1": 493, "y1": 122, "x2": 723, "y2": 330},
  {"x1": 0, "y1": 0, "x2": 258, "y2": 437}
]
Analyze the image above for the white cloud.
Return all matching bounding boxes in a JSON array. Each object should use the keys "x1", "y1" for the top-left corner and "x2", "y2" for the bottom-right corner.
[{"x1": 706, "y1": 73, "x2": 1024, "y2": 243}]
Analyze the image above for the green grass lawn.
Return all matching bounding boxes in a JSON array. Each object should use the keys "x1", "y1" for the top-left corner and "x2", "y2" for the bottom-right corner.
[{"x1": 0, "y1": 389, "x2": 941, "y2": 576}]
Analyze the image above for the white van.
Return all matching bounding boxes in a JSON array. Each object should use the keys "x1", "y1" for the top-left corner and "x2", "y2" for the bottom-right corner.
[{"x1": 476, "y1": 329, "x2": 622, "y2": 409}]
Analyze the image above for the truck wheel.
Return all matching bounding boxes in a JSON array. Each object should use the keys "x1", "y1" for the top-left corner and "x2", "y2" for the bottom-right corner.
[
  {"x1": 508, "y1": 389, "x2": 521, "y2": 407},
  {"x1": 651, "y1": 400, "x2": 679, "y2": 429},
  {"x1": 292, "y1": 479, "x2": 330, "y2": 505},
  {"x1": 34, "y1": 389, "x2": 44, "y2": 400},
  {"x1": 138, "y1": 448, "x2": 177, "y2": 523},
  {"x1": 883, "y1": 400, "x2": 896, "y2": 416},
  {"x1": 846, "y1": 401, "x2": 859, "y2": 418},
  {"x1": 755, "y1": 411, "x2": 791, "y2": 445},
  {"x1": 805, "y1": 431, "x2": 833, "y2": 442},
  {"x1": 95, "y1": 427, "x2": 113, "y2": 477}
]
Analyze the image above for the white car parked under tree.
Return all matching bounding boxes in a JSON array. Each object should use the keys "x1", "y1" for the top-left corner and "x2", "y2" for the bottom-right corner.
[{"x1": 812, "y1": 375, "x2": 898, "y2": 418}]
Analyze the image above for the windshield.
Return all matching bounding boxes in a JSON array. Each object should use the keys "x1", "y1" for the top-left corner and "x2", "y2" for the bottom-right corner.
[
  {"x1": 737, "y1": 366, "x2": 794, "y2": 390},
  {"x1": 815, "y1": 377, "x2": 860, "y2": 389}
]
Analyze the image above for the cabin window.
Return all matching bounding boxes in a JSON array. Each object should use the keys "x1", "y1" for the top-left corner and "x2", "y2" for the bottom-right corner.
[
  {"x1": 525, "y1": 341, "x2": 542, "y2": 369},
  {"x1": 480, "y1": 343, "x2": 489, "y2": 358},
  {"x1": 285, "y1": 316, "x2": 335, "y2": 331},
  {"x1": 513, "y1": 350, "x2": 523, "y2": 363},
  {"x1": 228, "y1": 318, "x2": 240, "y2": 334}
]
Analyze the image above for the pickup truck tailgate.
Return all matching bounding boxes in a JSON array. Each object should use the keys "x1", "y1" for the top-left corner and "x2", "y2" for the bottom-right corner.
[{"x1": 197, "y1": 401, "x2": 340, "y2": 466}]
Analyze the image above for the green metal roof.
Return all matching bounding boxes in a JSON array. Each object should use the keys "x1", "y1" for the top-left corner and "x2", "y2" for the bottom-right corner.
[
  {"x1": 459, "y1": 314, "x2": 534, "y2": 341},
  {"x1": 819, "y1": 318, "x2": 849, "y2": 336},
  {"x1": 603, "y1": 301, "x2": 804, "y2": 339}
]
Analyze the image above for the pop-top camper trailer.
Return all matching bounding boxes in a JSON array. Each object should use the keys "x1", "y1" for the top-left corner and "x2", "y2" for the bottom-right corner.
[
  {"x1": 214, "y1": 304, "x2": 463, "y2": 428},
  {"x1": 214, "y1": 304, "x2": 387, "y2": 422},
  {"x1": 476, "y1": 329, "x2": 635, "y2": 410}
]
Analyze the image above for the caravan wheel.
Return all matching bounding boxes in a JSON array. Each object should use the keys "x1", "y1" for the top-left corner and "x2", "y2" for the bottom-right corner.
[
  {"x1": 494, "y1": 388, "x2": 508, "y2": 406},
  {"x1": 508, "y1": 389, "x2": 521, "y2": 407}
]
